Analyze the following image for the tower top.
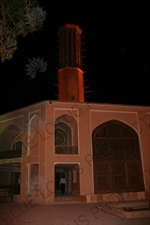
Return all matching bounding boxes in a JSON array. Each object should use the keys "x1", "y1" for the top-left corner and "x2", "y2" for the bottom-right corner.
[
  {"x1": 58, "y1": 24, "x2": 82, "y2": 35},
  {"x1": 58, "y1": 23, "x2": 82, "y2": 69},
  {"x1": 57, "y1": 24, "x2": 84, "y2": 102}
]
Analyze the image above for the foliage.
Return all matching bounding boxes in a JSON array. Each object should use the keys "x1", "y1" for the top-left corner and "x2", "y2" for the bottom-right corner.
[{"x1": 0, "y1": 0, "x2": 46, "y2": 63}]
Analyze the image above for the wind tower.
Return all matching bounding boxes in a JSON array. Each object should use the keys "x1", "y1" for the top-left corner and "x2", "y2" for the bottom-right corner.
[{"x1": 57, "y1": 24, "x2": 84, "y2": 102}]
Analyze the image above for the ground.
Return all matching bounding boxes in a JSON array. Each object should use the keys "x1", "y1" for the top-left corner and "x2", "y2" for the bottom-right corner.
[{"x1": 0, "y1": 201, "x2": 150, "y2": 225}]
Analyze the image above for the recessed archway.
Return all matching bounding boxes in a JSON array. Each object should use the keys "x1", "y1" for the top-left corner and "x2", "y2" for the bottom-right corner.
[
  {"x1": 55, "y1": 114, "x2": 78, "y2": 154},
  {"x1": 92, "y1": 120, "x2": 144, "y2": 194}
]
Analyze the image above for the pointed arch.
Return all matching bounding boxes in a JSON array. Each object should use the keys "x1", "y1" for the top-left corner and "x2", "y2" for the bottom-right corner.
[
  {"x1": 0, "y1": 124, "x2": 22, "y2": 159},
  {"x1": 0, "y1": 124, "x2": 22, "y2": 150},
  {"x1": 27, "y1": 114, "x2": 40, "y2": 156},
  {"x1": 55, "y1": 122, "x2": 71, "y2": 146},
  {"x1": 28, "y1": 115, "x2": 40, "y2": 137},
  {"x1": 92, "y1": 120, "x2": 144, "y2": 194},
  {"x1": 55, "y1": 114, "x2": 78, "y2": 154}
]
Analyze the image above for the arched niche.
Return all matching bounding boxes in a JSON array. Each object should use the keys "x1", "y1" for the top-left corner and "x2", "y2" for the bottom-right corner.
[{"x1": 55, "y1": 114, "x2": 78, "y2": 154}]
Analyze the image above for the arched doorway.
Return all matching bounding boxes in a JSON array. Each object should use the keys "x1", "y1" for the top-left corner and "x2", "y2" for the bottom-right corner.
[{"x1": 92, "y1": 120, "x2": 144, "y2": 194}]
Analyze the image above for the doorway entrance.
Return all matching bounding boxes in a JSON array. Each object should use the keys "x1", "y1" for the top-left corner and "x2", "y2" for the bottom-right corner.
[
  {"x1": 55, "y1": 164, "x2": 80, "y2": 198},
  {"x1": 92, "y1": 120, "x2": 145, "y2": 194},
  {"x1": 0, "y1": 163, "x2": 21, "y2": 197},
  {"x1": 12, "y1": 171, "x2": 21, "y2": 194}
]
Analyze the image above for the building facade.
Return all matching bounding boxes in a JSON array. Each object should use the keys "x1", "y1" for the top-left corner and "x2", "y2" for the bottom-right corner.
[
  {"x1": 0, "y1": 24, "x2": 149, "y2": 204},
  {"x1": 0, "y1": 101, "x2": 150, "y2": 204}
]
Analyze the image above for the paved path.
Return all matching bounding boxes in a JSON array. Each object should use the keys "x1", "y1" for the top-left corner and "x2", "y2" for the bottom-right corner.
[{"x1": 0, "y1": 201, "x2": 149, "y2": 225}]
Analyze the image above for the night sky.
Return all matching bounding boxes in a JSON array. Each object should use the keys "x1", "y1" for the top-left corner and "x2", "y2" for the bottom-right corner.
[{"x1": 0, "y1": 1, "x2": 149, "y2": 115}]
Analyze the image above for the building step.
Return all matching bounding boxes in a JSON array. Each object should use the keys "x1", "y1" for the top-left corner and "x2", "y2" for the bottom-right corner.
[
  {"x1": 55, "y1": 196, "x2": 80, "y2": 202},
  {"x1": 101, "y1": 201, "x2": 150, "y2": 219}
]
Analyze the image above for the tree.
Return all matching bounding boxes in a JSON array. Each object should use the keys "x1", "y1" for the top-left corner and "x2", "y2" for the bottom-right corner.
[{"x1": 0, "y1": 0, "x2": 46, "y2": 63}]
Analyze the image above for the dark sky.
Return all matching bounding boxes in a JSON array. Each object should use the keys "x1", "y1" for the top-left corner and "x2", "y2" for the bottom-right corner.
[{"x1": 0, "y1": 1, "x2": 149, "y2": 115}]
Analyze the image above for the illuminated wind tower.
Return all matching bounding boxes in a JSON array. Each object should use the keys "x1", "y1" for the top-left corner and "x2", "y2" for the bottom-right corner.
[{"x1": 57, "y1": 24, "x2": 84, "y2": 102}]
